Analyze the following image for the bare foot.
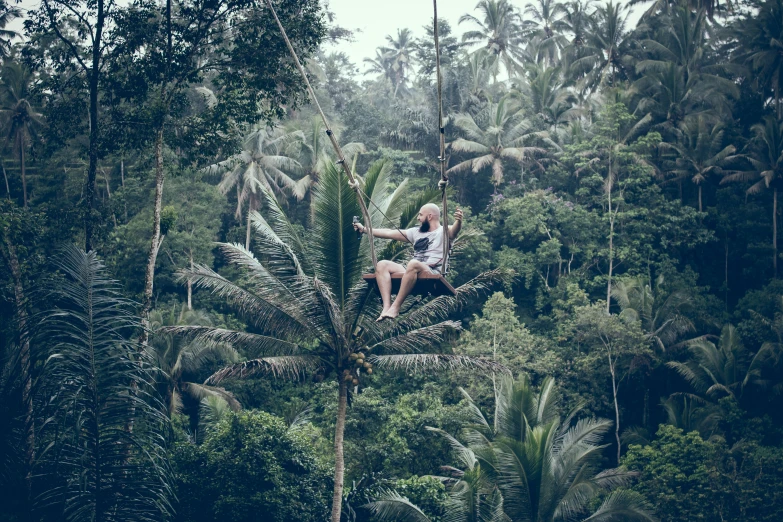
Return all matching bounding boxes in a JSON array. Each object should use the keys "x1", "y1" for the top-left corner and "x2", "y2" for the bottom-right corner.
[
  {"x1": 376, "y1": 310, "x2": 390, "y2": 322},
  {"x1": 380, "y1": 307, "x2": 399, "y2": 320}
]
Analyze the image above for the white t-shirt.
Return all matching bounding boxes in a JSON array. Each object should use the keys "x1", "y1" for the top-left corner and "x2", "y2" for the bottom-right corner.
[{"x1": 405, "y1": 225, "x2": 444, "y2": 268}]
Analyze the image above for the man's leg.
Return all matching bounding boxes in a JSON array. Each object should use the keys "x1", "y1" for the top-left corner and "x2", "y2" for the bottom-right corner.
[
  {"x1": 375, "y1": 260, "x2": 405, "y2": 319},
  {"x1": 382, "y1": 260, "x2": 428, "y2": 319}
]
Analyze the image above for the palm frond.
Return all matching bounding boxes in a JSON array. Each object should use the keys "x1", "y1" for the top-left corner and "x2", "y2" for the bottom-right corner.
[
  {"x1": 34, "y1": 245, "x2": 173, "y2": 521},
  {"x1": 182, "y1": 382, "x2": 241, "y2": 411},
  {"x1": 367, "y1": 321, "x2": 462, "y2": 354},
  {"x1": 206, "y1": 355, "x2": 321, "y2": 384},
  {"x1": 369, "y1": 354, "x2": 509, "y2": 374},
  {"x1": 363, "y1": 489, "x2": 432, "y2": 522},
  {"x1": 160, "y1": 326, "x2": 302, "y2": 357},
  {"x1": 581, "y1": 490, "x2": 655, "y2": 521}
]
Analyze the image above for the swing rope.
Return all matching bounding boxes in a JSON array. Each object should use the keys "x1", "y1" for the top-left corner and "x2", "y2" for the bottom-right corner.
[
  {"x1": 433, "y1": 0, "x2": 451, "y2": 274},
  {"x1": 263, "y1": 0, "x2": 452, "y2": 273},
  {"x1": 262, "y1": 0, "x2": 377, "y2": 267}
]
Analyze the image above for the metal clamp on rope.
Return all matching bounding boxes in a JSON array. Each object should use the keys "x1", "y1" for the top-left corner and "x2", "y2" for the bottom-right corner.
[
  {"x1": 438, "y1": 179, "x2": 449, "y2": 190},
  {"x1": 348, "y1": 179, "x2": 360, "y2": 190}
]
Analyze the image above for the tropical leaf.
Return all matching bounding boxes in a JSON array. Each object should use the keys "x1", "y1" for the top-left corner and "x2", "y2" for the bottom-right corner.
[{"x1": 34, "y1": 245, "x2": 173, "y2": 521}]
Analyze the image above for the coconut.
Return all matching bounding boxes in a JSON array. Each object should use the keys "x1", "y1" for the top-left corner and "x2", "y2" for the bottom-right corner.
[
  {"x1": 349, "y1": 353, "x2": 358, "y2": 361},
  {"x1": 366, "y1": 368, "x2": 373, "y2": 375},
  {"x1": 363, "y1": 362, "x2": 371, "y2": 369},
  {"x1": 351, "y1": 378, "x2": 359, "y2": 386}
]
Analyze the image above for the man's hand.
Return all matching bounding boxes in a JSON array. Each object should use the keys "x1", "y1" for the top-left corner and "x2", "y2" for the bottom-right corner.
[
  {"x1": 353, "y1": 221, "x2": 366, "y2": 234},
  {"x1": 454, "y1": 208, "x2": 463, "y2": 222}
]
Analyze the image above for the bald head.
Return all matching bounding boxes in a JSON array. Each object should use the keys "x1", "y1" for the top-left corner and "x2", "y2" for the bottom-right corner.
[
  {"x1": 421, "y1": 203, "x2": 440, "y2": 219},
  {"x1": 417, "y1": 203, "x2": 441, "y2": 232}
]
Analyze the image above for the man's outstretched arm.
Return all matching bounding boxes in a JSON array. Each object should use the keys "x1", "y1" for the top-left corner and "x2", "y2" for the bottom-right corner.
[
  {"x1": 353, "y1": 223, "x2": 408, "y2": 242},
  {"x1": 448, "y1": 209, "x2": 463, "y2": 240}
]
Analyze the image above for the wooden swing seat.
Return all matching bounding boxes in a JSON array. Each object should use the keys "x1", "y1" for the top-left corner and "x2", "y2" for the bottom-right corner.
[{"x1": 363, "y1": 272, "x2": 456, "y2": 297}]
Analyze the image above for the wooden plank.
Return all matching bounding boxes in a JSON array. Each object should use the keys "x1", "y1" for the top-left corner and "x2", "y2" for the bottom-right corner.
[{"x1": 362, "y1": 272, "x2": 456, "y2": 297}]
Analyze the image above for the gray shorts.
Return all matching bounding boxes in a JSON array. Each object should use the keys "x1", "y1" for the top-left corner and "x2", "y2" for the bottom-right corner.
[{"x1": 405, "y1": 262, "x2": 440, "y2": 275}]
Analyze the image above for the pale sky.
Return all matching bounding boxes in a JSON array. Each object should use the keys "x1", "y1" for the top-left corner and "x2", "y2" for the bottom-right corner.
[
  {"x1": 326, "y1": 0, "x2": 645, "y2": 72},
  {"x1": 327, "y1": 0, "x2": 481, "y2": 70}
]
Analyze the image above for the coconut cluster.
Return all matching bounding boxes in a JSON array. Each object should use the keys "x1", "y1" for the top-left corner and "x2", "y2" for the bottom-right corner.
[{"x1": 343, "y1": 351, "x2": 373, "y2": 386}]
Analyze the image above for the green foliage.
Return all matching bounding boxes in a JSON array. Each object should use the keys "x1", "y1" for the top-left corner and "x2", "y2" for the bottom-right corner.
[
  {"x1": 107, "y1": 176, "x2": 224, "y2": 297},
  {"x1": 624, "y1": 424, "x2": 783, "y2": 522},
  {"x1": 457, "y1": 292, "x2": 562, "y2": 381},
  {"x1": 344, "y1": 384, "x2": 472, "y2": 480},
  {"x1": 404, "y1": 374, "x2": 656, "y2": 522},
  {"x1": 7, "y1": 1, "x2": 783, "y2": 521},
  {"x1": 172, "y1": 410, "x2": 331, "y2": 522},
  {"x1": 34, "y1": 245, "x2": 173, "y2": 522}
]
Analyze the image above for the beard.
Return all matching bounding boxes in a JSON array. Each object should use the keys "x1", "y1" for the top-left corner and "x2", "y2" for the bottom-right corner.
[{"x1": 419, "y1": 220, "x2": 431, "y2": 233}]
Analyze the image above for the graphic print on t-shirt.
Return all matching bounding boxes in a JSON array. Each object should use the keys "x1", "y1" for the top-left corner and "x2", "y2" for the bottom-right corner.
[
  {"x1": 413, "y1": 237, "x2": 431, "y2": 262},
  {"x1": 405, "y1": 226, "x2": 443, "y2": 267}
]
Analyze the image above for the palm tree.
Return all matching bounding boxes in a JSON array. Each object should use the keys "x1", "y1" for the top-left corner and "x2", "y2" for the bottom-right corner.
[
  {"x1": 560, "y1": 0, "x2": 594, "y2": 61},
  {"x1": 0, "y1": 62, "x2": 43, "y2": 208},
  {"x1": 520, "y1": 63, "x2": 579, "y2": 132},
  {"x1": 148, "y1": 305, "x2": 241, "y2": 418},
  {"x1": 448, "y1": 96, "x2": 552, "y2": 188},
  {"x1": 289, "y1": 116, "x2": 364, "y2": 185},
  {"x1": 0, "y1": 5, "x2": 20, "y2": 59},
  {"x1": 523, "y1": 0, "x2": 568, "y2": 65},
  {"x1": 367, "y1": 374, "x2": 655, "y2": 522},
  {"x1": 571, "y1": 1, "x2": 632, "y2": 94},
  {"x1": 168, "y1": 163, "x2": 509, "y2": 522},
  {"x1": 734, "y1": 0, "x2": 783, "y2": 118},
  {"x1": 667, "y1": 325, "x2": 774, "y2": 401},
  {"x1": 723, "y1": 115, "x2": 783, "y2": 275},
  {"x1": 35, "y1": 245, "x2": 173, "y2": 521},
  {"x1": 204, "y1": 125, "x2": 307, "y2": 250},
  {"x1": 660, "y1": 117, "x2": 743, "y2": 212},
  {"x1": 660, "y1": 394, "x2": 721, "y2": 438},
  {"x1": 363, "y1": 29, "x2": 417, "y2": 97},
  {"x1": 460, "y1": 0, "x2": 524, "y2": 78},
  {"x1": 631, "y1": 0, "x2": 734, "y2": 20},
  {"x1": 612, "y1": 275, "x2": 696, "y2": 352},
  {"x1": 364, "y1": 49, "x2": 395, "y2": 88},
  {"x1": 632, "y1": 5, "x2": 737, "y2": 139},
  {"x1": 196, "y1": 395, "x2": 235, "y2": 443},
  {"x1": 383, "y1": 29, "x2": 417, "y2": 97}
]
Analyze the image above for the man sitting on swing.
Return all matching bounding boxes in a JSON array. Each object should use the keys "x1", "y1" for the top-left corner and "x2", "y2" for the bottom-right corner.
[{"x1": 353, "y1": 203, "x2": 463, "y2": 321}]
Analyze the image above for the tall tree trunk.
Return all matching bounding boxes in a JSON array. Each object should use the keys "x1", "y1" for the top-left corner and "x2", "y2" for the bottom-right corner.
[
  {"x1": 19, "y1": 138, "x2": 27, "y2": 208},
  {"x1": 245, "y1": 204, "x2": 252, "y2": 251},
  {"x1": 2, "y1": 163, "x2": 9, "y2": 199},
  {"x1": 84, "y1": 0, "x2": 105, "y2": 252},
  {"x1": 331, "y1": 380, "x2": 348, "y2": 522},
  {"x1": 606, "y1": 183, "x2": 614, "y2": 314},
  {"x1": 774, "y1": 187, "x2": 778, "y2": 277},
  {"x1": 725, "y1": 237, "x2": 729, "y2": 311},
  {"x1": 2, "y1": 236, "x2": 33, "y2": 503},
  {"x1": 140, "y1": 128, "x2": 166, "y2": 345},
  {"x1": 608, "y1": 353, "x2": 621, "y2": 464},
  {"x1": 698, "y1": 184, "x2": 702, "y2": 213},
  {"x1": 187, "y1": 249, "x2": 193, "y2": 310},
  {"x1": 121, "y1": 159, "x2": 128, "y2": 222}
]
